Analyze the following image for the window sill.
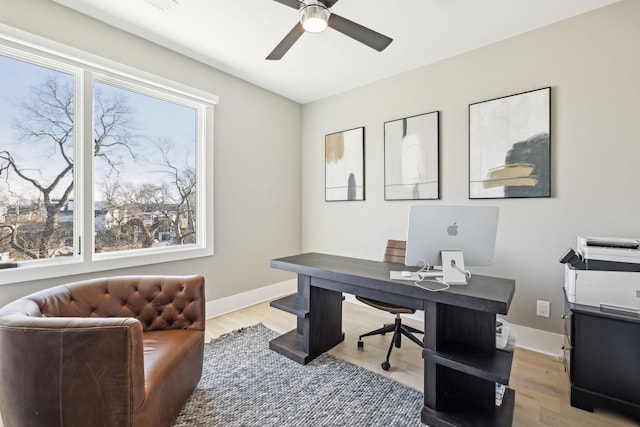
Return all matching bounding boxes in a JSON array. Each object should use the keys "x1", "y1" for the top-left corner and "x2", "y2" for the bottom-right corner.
[{"x1": 0, "y1": 245, "x2": 213, "y2": 286}]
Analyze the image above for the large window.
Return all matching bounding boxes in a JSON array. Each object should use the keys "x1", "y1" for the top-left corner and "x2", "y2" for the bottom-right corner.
[{"x1": 0, "y1": 32, "x2": 216, "y2": 285}]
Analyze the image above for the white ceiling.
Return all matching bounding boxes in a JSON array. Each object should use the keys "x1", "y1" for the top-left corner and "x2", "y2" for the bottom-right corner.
[{"x1": 52, "y1": 0, "x2": 620, "y2": 104}]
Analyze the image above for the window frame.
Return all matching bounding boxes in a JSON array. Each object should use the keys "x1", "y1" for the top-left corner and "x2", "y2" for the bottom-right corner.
[{"x1": 0, "y1": 25, "x2": 217, "y2": 286}]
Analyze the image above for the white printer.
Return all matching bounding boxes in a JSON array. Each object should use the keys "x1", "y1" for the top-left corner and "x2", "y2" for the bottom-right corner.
[{"x1": 561, "y1": 236, "x2": 640, "y2": 315}]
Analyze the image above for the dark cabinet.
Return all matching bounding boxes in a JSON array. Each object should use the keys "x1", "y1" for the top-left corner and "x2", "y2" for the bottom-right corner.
[{"x1": 564, "y1": 291, "x2": 640, "y2": 420}]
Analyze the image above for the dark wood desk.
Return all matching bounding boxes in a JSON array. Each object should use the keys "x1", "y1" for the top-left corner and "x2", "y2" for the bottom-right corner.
[{"x1": 269, "y1": 252, "x2": 516, "y2": 427}]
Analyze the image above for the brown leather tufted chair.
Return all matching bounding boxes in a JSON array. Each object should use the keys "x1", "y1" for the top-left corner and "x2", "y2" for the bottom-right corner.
[{"x1": 0, "y1": 275, "x2": 206, "y2": 427}]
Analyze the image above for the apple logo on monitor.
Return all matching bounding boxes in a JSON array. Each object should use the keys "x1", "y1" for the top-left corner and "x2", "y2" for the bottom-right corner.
[{"x1": 447, "y1": 222, "x2": 458, "y2": 236}]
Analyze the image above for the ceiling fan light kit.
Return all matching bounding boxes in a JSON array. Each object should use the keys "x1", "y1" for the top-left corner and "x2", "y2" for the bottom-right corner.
[{"x1": 299, "y1": 3, "x2": 331, "y2": 33}]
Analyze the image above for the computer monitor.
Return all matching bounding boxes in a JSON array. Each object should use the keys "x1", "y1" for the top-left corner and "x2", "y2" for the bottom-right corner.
[{"x1": 404, "y1": 205, "x2": 499, "y2": 269}]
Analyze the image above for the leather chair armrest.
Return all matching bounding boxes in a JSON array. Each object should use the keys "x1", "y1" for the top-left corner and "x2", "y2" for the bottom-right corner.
[{"x1": 0, "y1": 316, "x2": 145, "y2": 427}]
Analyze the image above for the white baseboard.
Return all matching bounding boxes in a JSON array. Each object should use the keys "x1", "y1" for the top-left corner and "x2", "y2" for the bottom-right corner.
[
  {"x1": 206, "y1": 279, "x2": 296, "y2": 319},
  {"x1": 207, "y1": 286, "x2": 564, "y2": 359},
  {"x1": 508, "y1": 323, "x2": 564, "y2": 359}
]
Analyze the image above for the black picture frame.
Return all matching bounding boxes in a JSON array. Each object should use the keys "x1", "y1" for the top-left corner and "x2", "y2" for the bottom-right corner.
[
  {"x1": 325, "y1": 126, "x2": 365, "y2": 201},
  {"x1": 384, "y1": 111, "x2": 440, "y2": 200},
  {"x1": 469, "y1": 87, "x2": 551, "y2": 199}
]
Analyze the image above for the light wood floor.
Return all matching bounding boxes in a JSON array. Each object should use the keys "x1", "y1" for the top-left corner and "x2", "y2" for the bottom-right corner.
[{"x1": 207, "y1": 300, "x2": 640, "y2": 427}]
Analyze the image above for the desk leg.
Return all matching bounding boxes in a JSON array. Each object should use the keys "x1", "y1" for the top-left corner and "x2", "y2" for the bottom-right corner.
[
  {"x1": 306, "y1": 279, "x2": 344, "y2": 358},
  {"x1": 270, "y1": 274, "x2": 344, "y2": 364}
]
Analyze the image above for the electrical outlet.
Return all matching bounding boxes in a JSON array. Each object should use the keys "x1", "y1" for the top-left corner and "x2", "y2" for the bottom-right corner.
[{"x1": 536, "y1": 300, "x2": 550, "y2": 318}]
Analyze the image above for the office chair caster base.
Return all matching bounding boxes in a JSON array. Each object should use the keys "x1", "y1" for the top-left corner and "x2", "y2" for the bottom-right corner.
[
  {"x1": 357, "y1": 340, "x2": 364, "y2": 349},
  {"x1": 381, "y1": 361, "x2": 391, "y2": 371}
]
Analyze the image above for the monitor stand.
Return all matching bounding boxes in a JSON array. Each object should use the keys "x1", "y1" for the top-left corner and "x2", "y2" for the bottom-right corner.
[{"x1": 441, "y1": 250, "x2": 468, "y2": 285}]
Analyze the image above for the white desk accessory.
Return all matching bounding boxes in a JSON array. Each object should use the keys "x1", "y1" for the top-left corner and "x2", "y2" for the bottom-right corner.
[{"x1": 390, "y1": 270, "x2": 442, "y2": 281}]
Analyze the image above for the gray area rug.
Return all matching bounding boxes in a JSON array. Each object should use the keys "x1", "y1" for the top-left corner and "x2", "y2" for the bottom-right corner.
[{"x1": 173, "y1": 323, "x2": 424, "y2": 427}]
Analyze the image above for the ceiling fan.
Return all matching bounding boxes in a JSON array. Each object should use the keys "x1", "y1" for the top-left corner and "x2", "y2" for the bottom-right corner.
[{"x1": 266, "y1": 0, "x2": 393, "y2": 60}]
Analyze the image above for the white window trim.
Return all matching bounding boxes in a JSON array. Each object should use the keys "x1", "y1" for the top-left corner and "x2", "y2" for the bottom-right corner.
[{"x1": 0, "y1": 24, "x2": 217, "y2": 286}]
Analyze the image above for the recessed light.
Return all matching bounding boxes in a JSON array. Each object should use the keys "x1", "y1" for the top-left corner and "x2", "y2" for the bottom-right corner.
[{"x1": 144, "y1": 0, "x2": 178, "y2": 11}]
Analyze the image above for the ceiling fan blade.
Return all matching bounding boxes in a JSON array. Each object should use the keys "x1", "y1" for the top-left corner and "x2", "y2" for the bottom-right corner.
[
  {"x1": 272, "y1": 0, "x2": 302, "y2": 10},
  {"x1": 266, "y1": 22, "x2": 305, "y2": 60},
  {"x1": 321, "y1": 0, "x2": 341, "y2": 7},
  {"x1": 328, "y1": 13, "x2": 392, "y2": 52}
]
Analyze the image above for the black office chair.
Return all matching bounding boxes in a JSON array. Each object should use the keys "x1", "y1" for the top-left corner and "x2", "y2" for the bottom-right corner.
[{"x1": 356, "y1": 240, "x2": 424, "y2": 370}]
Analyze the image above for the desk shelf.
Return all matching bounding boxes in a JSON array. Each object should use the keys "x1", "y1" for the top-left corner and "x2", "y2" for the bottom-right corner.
[
  {"x1": 421, "y1": 388, "x2": 515, "y2": 427},
  {"x1": 423, "y1": 342, "x2": 514, "y2": 385},
  {"x1": 268, "y1": 329, "x2": 312, "y2": 364},
  {"x1": 269, "y1": 294, "x2": 309, "y2": 318}
]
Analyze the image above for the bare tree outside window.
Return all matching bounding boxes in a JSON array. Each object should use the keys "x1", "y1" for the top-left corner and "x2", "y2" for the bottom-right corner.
[
  {"x1": 0, "y1": 57, "x2": 78, "y2": 261},
  {"x1": 0, "y1": 58, "x2": 138, "y2": 261}
]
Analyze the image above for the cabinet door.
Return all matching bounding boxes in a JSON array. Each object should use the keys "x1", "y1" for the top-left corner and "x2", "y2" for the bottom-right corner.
[{"x1": 573, "y1": 313, "x2": 640, "y2": 405}]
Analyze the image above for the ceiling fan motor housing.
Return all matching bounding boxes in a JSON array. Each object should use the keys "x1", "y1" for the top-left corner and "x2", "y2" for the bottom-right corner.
[{"x1": 299, "y1": 1, "x2": 331, "y2": 33}]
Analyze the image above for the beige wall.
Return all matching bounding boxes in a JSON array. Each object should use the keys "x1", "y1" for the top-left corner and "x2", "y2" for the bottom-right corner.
[
  {"x1": 301, "y1": 0, "x2": 640, "y2": 334},
  {"x1": 0, "y1": 0, "x2": 302, "y2": 306}
]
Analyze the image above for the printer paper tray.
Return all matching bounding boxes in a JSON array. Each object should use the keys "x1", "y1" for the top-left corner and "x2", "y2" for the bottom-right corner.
[{"x1": 570, "y1": 269, "x2": 640, "y2": 311}]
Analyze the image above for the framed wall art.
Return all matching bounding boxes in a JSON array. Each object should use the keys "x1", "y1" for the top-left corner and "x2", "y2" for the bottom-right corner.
[
  {"x1": 469, "y1": 87, "x2": 551, "y2": 199},
  {"x1": 325, "y1": 127, "x2": 365, "y2": 201},
  {"x1": 384, "y1": 111, "x2": 439, "y2": 200}
]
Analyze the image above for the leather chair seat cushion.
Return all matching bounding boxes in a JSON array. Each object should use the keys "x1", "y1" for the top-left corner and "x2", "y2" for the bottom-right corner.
[{"x1": 133, "y1": 329, "x2": 204, "y2": 426}]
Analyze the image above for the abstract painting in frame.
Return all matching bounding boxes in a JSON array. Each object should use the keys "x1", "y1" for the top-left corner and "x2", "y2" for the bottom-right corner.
[
  {"x1": 384, "y1": 111, "x2": 439, "y2": 200},
  {"x1": 325, "y1": 127, "x2": 365, "y2": 201},
  {"x1": 469, "y1": 87, "x2": 551, "y2": 199}
]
